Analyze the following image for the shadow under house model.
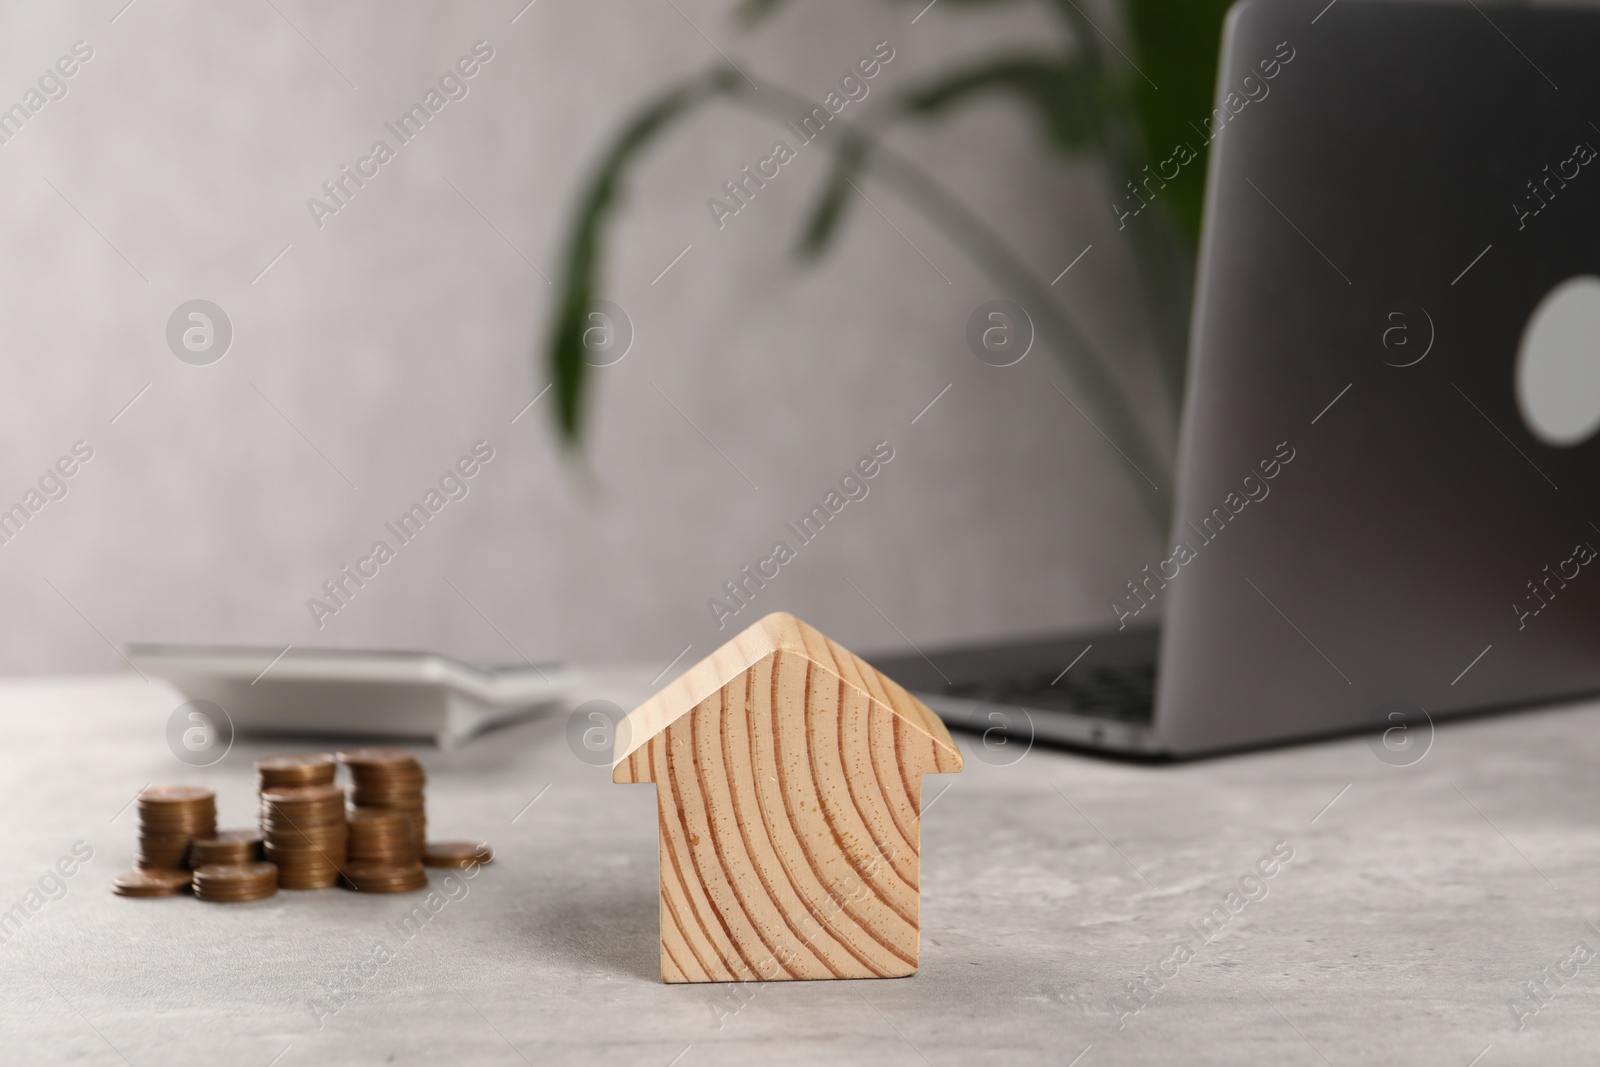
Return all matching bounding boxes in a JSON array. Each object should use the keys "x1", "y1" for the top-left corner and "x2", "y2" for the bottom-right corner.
[{"x1": 612, "y1": 612, "x2": 964, "y2": 983}]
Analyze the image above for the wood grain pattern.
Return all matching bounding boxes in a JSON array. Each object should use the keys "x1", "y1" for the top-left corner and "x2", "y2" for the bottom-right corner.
[{"x1": 614, "y1": 613, "x2": 963, "y2": 982}]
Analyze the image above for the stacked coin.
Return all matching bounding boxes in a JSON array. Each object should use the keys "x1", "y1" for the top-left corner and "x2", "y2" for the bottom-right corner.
[
  {"x1": 112, "y1": 868, "x2": 192, "y2": 898},
  {"x1": 347, "y1": 808, "x2": 416, "y2": 864},
  {"x1": 136, "y1": 786, "x2": 217, "y2": 869},
  {"x1": 256, "y1": 753, "x2": 337, "y2": 790},
  {"x1": 338, "y1": 749, "x2": 427, "y2": 851},
  {"x1": 193, "y1": 862, "x2": 278, "y2": 903},
  {"x1": 191, "y1": 829, "x2": 264, "y2": 868},
  {"x1": 342, "y1": 807, "x2": 428, "y2": 893},
  {"x1": 260, "y1": 784, "x2": 347, "y2": 889},
  {"x1": 424, "y1": 841, "x2": 494, "y2": 869},
  {"x1": 341, "y1": 859, "x2": 430, "y2": 893}
]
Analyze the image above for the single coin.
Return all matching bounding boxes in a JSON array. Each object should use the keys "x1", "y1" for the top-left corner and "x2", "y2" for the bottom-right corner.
[
  {"x1": 137, "y1": 807, "x2": 217, "y2": 819},
  {"x1": 278, "y1": 874, "x2": 342, "y2": 890},
  {"x1": 193, "y1": 861, "x2": 277, "y2": 884},
  {"x1": 137, "y1": 814, "x2": 214, "y2": 827},
  {"x1": 113, "y1": 868, "x2": 192, "y2": 897},
  {"x1": 199, "y1": 829, "x2": 263, "y2": 845},
  {"x1": 261, "y1": 783, "x2": 345, "y2": 804},
  {"x1": 348, "y1": 806, "x2": 411, "y2": 825},
  {"x1": 136, "y1": 822, "x2": 215, "y2": 838},
  {"x1": 139, "y1": 784, "x2": 216, "y2": 805},
  {"x1": 424, "y1": 841, "x2": 493, "y2": 868},
  {"x1": 337, "y1": 747, "x2": 419, "y2": 768},
  {"x1": 263, "y1": 822, "x2": 348, "y2": 837},
  {"x1": 256, "y1": 753, "x2": 336, "y2": 774},
  {"x1": 351, "y1": 780, "x2": 425, "y2": 790},
  {"x1": 257, "y1": 765, "x2": 337, "y2": 788},
  {"x1": 263, "y1": 840, "x2": 346, "y2": 858}
]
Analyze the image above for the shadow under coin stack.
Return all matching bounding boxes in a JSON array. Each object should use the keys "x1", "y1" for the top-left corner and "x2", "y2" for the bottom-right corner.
[
  {"x1": 338, "y1": 749, "x2": 427, "y2": 852},
  {"x1": 260, "y1": 784, "x2": 347, "y2": 889},
  {"x1": 136, "y1": 786, "x2": 216, "y2": 870},
  {"x1": 193, "y1": 861, "x2": 279, "y2": 903},
  {"x1": 343, "y1": 807, "x2": 429, "y2": 893}
]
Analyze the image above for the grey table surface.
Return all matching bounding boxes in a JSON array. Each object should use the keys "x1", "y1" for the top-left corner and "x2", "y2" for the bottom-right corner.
[{"x1": 4, "y1": 673, "x2": 1600, "y2": 1066}]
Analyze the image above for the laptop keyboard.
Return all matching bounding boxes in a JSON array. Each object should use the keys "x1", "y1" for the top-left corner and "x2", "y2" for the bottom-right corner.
[{"x1": 942, "y1": 661, "x2": 1157, "y2": 723}]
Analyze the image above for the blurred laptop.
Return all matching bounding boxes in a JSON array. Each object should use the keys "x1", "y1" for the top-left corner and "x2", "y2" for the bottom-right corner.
[{"x1": 876, "y1": 0, "x2": 1600, "y2": 755}]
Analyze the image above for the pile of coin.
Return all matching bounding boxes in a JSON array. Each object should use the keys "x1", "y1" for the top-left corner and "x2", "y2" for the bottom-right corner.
[
  {"x1": 117, "y1": 748, "x2": 493, "y2": 904},
  {"x1": 257, "y1": 753, "x2": 337, "y2": 790},
  {"x1": 190, "y1": 829, "x2": 263, "y2": 867},
  {"x1": 136, "y1": 786, "x2": 217, "y2": 869},
  {"x1": 347, "y1": 807, "x2": 416, "y2": 864},
  {"x1": 260, "y1": 783, "x2": 347, "y2": 890},
  {"x1": 343, "y1": 807, "x2": 429, "y2": 893},
  {"x1": 193, "y1": 862, "x2": 279, "y2": 903},
  {"x1": 339, "y1": 749, "x2": 427, "y2": 851}
]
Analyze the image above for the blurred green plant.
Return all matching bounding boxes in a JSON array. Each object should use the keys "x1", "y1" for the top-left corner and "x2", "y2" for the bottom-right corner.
[{"x1": 545, "y1": 0, "x2": 1234, "y2": 529}]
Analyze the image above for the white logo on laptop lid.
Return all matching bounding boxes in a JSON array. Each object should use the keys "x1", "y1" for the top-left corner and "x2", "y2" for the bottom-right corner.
[{"x1": 1516, "y1": 275, "x2": 1600, "y2": 446}]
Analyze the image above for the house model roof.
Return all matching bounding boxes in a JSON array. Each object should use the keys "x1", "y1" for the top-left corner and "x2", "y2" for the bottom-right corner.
[{"x1": 611, "y1": 611, "x2": 962, "y2": 775}]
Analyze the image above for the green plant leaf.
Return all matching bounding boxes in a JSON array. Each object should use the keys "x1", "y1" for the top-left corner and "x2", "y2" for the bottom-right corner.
[
  {"x1": 892, "y1": 53, "x2": 1111, "y2": 154},
  {"x1": 1123, "y1": 0, "x2": 1234, "y2": 243},
  {"x1": 732, "y1": 0, "x2": 792, "y2": 27},
  {"x1": 795, "y1": 134, "x2": 867, "y2": 259},
  {"x1": 742, "y1": 0, "x2": 1025, "y2": 25},
  {"x1": 797, "y1": 54, "x2": 1107, "y2": 262},
  {"x1": 547, "y1": 69, "x2": 742, "y2": 443}
]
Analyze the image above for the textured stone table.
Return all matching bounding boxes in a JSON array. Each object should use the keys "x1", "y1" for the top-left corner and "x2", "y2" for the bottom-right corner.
[{"x1": 3, "y1": 674, "x2": 1598, "y2": 1065}]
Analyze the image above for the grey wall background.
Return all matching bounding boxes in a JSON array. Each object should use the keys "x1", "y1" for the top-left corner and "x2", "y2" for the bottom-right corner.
[{"x1": 0, "y1": 0, "x2": 1172, "y2": 676}]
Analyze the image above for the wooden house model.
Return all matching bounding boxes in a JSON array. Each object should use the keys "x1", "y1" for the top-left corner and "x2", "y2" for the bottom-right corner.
[{"x1": 612, "y1": 612, "x2": 964, "y2": 982}]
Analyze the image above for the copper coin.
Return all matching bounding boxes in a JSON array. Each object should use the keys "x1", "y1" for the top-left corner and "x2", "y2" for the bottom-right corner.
[
  {"x1": 137, "y1": 816, "x2": 216, "y2": 831},
  {"x1": 261, "y1": 783, "x2": 345, "y2": 804},
  {"x1": 343, "y1": 878, "x2": 429, "y2": 894},
  {"x1": 263, "y1": 841, "x2": 346, "y2": 857},
  {"x1": 262, "y1": 815, "x2": 344, "y2": 829},
  {"x1": 337, "y1": 747, "x2": 419, "y2": 768},
  {"x1": 191, "y1": 832, "x2": 264, "y2": 866},
  {"x1": 423, "y1": 841, "x2": 493, "y2": 868},
  {"x1": 348, "y1": 806, "x2": 410, "y2": 824},
  {"x1": 113, "y1": 868, "x2": 192, "y2": 897},
  {"x1": 193, "y1": 861, "x2": 277, "y2": 884},
  {"x1": 193, "y1": 861, "x2": 278, "y2": 902},
  {"x1": 139, "y1": 818, "x2": 214, "y2": 833},
  {"x1": 261, "y1": 815, "x2": 343, "y2": 830},
  {"x1": 257, "y1": 753, "x2": 336, "y2": 769},
  {"x1": 342, "y1": 861, "x2": 430, "y2": 893},
  {"x1": 256, "y1": 754, "x2": 337, "y2": 784},
  {"x1": 349, "y1": 767, "x2": 425, "y2": 779},
  {"x1": 139, "y1": 785, "x2": 216, "y2": 805},
  {"x1": 278, "y1": 875, "x2": 342, "y2": 890}
]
